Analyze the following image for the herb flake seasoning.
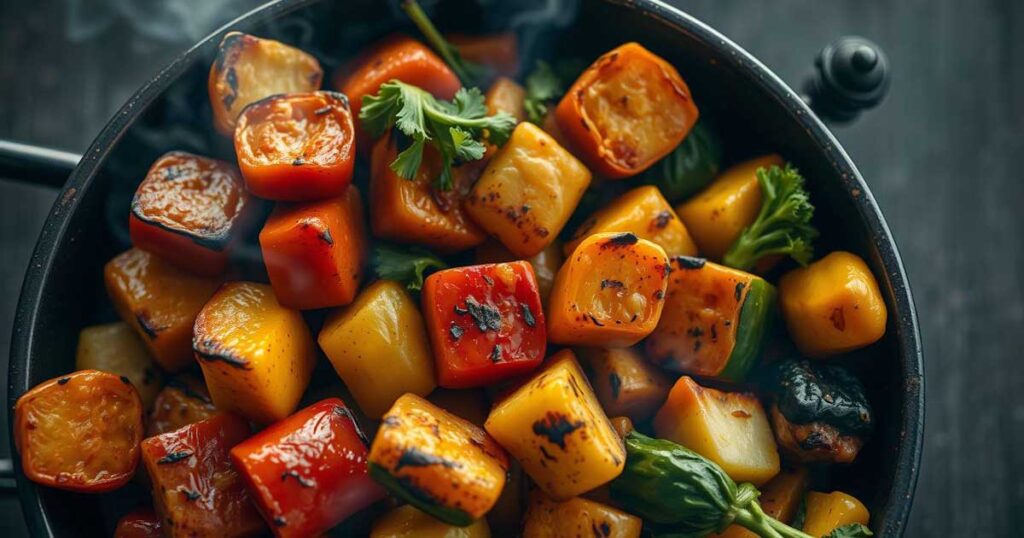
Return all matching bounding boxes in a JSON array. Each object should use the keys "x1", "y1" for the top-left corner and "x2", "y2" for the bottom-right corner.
[
  {"x1": 521, "y1": 303, "x2": 536, "y2": 327},
  {"x1": 457, "y1": 297, "x2": 502, "y2": 332},
  {"x1": 449, "y1": 323, "x2": 464, "y2": 340},
  {"x1": 157, "y1": 451, "x2": 193, "y2": 464},
  {"x1": 490, "y1": 345, "x2": 502, "y2": 363}
]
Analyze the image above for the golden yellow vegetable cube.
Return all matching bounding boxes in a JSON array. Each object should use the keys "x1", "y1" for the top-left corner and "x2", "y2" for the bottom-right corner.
[
  {"x1": 579, "y1": 347, "x2": 672, "y2": 421},
  {"x1": 466, "y1": 122, "x2": 591, "y2": 258},
  {"x1": 370, "y1": 504, "x2": 492, "y2": 538},
  {"x1": 522, "y1": 490, "x2": 642, "y2": 538},
  {"x1": 653, "y1": 376, "x2": 779, "y2": 486},
  {"x1": 193, "y1": 282, "x2": 315, "y2": 424},
  {"x1": 565, "y1": 186, "x2": 698, "y2": 258},
  {"x1": 486, "y1": 76, "x2": 526, "y2": 122},
  {"x1": 779, "y1": 251, "x2": 888, "y2": 357},
  {"x1": 475, "y1": 239, "x2": 563, "y2": 304},
  {"x1": 485, "y1": 350, "x2": 625, "y2": 500},
  {"x1": 676, "y1": 155, "x2": 783, "y2": 260},
  {"x1": 802, "y1": 491, "x2": 870, "y2": 536},
  {"x1": 318, "y1": 280, "x2": 436, "y2": 418},
  {"x1": 712, "y1": 466, "x2": 808, "y2": 537},
  {"x1": 76, "y1": 322, "x2": 162, "y2": 409}
]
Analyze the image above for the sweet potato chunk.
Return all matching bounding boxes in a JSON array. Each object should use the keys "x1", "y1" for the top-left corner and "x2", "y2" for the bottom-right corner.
[
  {"x1": 580, "y1": 347, "x2": 672, "y2": 421},
  {"x1": 147, "y1": 375, "x2": 218, "y2": 437},
  {"x1": 522, "y1": 490, "x2": 642, "y2": 538},
  {"x1": 565, "y1": 185, "x2": 697, "y2": 258}
]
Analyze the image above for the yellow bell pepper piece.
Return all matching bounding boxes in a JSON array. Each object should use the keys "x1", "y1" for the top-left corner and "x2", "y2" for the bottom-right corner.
[
  {"x1": 370, "y1": 504, "x2": 491, "y2": 538},
  {"x1": 522, "y1": 490, "x2": 642, "y2": 538},
  {"x1": 712, "y1": 466, "x2": 808, "y2": 538},
  {"x1": 579, "y1": 347, "x2": 672, "y2": 421},
  {"x1": 485, "y1": 350, "x2": 625, "y2": 500},
  {"x1": 802, "y1": 491, "x2": 870, "y2": 536},
  {"x1": 76, "y1": 322, "x2": 162, "y2": 409},
  {"x1": 318, "y1": 280, "x2": 436, "y2": 418}
]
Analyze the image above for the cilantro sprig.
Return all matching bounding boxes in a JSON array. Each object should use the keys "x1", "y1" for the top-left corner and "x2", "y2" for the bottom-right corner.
[
  {"x1": 360, "y1": 81, "x2": 516, "y2": 191},
  {"x1": 401, "y1": 0, "x2": 491, "y2": 87},
  {"x1": 524, "y1": 60, "x2": 564, "y2": 124},
  {"x1": 371, "y1": 243, "x2": 447, "y2": 293}
]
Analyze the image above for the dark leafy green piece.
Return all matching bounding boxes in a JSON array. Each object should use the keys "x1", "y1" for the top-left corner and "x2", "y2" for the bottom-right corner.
[
  {"x1": 400, "y1": 0, "x2": 491, "y2": 87},
  {"x1": 524, "y1": 61, "x2": 563, "y2": 124},
  {"x1": 642, "y1": 119, "x2": 724, "y2": 203},
  {"x1": 370, "y1": 243, "x2": 447, "y2": 293},
  {"x1": 825, "y1": 524, "x2": 874, "y2": 538},
  {"x1": 772, "y1": 359, "x2": 873, "y2": 437}
]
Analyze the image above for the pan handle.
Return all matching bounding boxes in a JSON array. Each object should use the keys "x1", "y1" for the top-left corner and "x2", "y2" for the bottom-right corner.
[
  {"x1": 801, "y1": 36, "x2": 890, "y2": 125},
  {"x1": 0, "y1": 139, "x2": 82, "y2": 189}
]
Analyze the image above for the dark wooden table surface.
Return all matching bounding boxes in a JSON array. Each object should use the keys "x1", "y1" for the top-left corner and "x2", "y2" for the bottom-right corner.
[{"x1": 1, "y1": 0, "x2": 1022, "y2": 536}]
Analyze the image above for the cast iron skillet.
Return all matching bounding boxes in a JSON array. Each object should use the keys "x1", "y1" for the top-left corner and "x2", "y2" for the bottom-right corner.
[{"x1": 1, "y1": 0, "x2": 923, "y2": 535}]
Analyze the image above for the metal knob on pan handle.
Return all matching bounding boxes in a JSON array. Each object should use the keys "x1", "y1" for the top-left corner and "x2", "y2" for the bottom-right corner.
[{"x1": 802, "y1": 36, "x2": 891, "y2": 124}]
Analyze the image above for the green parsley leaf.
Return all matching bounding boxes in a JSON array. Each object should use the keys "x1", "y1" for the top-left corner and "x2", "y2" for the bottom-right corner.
[
  {"x1": 371, "y1": 243, "x2": 447, "y2": 293},
  {"x1": 401, "y1": 0, "x2": 492, "y2": 87},
  {"x1": 824, "y1": 523, "x2": 874, "y2": 538},
  {"x1": 524, "y1": 61, "x2": 563, "y2": 124}
]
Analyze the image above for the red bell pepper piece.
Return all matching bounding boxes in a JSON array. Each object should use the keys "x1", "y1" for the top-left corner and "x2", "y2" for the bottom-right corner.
[
  {"x1": 230, "y1": 398, "x2": 385, "y2": 537},
  {"x1": 129, "y1": 151, "x2": 253, "y2": 276},
  {"x1": 140, "y1": 413, "x2": 264, "y2": 537},
  {"x1": 114, "y1": 507, "x2": 163, "y2": 538},
  {"x1": 422, "y1": 261, "x2": 547, "y2": 388}
]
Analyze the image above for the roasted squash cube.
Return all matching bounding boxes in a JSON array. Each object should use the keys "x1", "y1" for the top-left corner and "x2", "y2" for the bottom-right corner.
[
  {"x1": 318, "y1": 280, "x2": 436, "y2": 418},
  {"x1": 802, "y1": 491, "x2": 870, "y2": 536},
  {"x1": 485, "y1": 350, "x2": 625, "y2": 500},
  {"x1": 209, "y1": 32, "x2": 323, "y2": 135},
  {"x1": 485, "y1": 76, "x2": 526, "y2": 121},
  {"x1": 259, "y1": 185, "x2": 368, "y2": 310},
  {"x1": 565, "y1": 186, "x2": 697, "y2": 258},
  {"x1": 129, "y1": 151, "x2": 253, "y2": 275},
  {"x1": 555, "y1": 42, "x2": 698, "y2": 178},
  {"x1": 712, "y1": 466, "x2": 808, "y2": 537},
  {"x1": 449, "y1": 32, "x2": 521, "y2": 79},
  {"x1": 547, "y1": 232, "x2": 670, "y2": 347},
  {"x1": 475, "y1": 239, "x2": 563, "y2": 304},
  {"x1": 653, "y1": 376, "x2": 779, "y2": 486},
  {"x1": 76, "y1": 321, "x2": 162, "y2": 409},
  {"x1": 141, "y1": 413, "x2": 264, "y2": 537},
  {"x1": 645, "y1": 257, "x2": 775, "y2": 381},
  {"x1": 371, "y1": 504, "x2": 491, "y2": 538},
  {"x1": 778, "y1": 251, "x2": 888, "y2": 357},
  {"x1": 193, "y1": 282, "x2": 316, "y2": 424},
  {"x1": 104, "y1": 248, "x2": 222, "y2": 372},
  {"x1": 580, "y1": 347, "x2": 672, "y2": 421},
  {"x1": 369, "y1": 394, "x2": 509, "y2": 526},
  {"x1": 14, "y1": 370, "x2": 143, "y2": 493},
  {"x1": 466, "y1": 122, "x2": 591, "y2": 258},
  {"x1": 522, "y1": 489, "x2": 642, "y2": 538},
  {"x1": 147, "y1": 375, "x2": 219, "y2": 437},
  {"x1": 676, "y1": 154, "x2": 783, "y2": 260}
]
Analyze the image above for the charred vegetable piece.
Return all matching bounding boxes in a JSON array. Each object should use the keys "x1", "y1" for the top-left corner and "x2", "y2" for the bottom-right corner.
[
  {"x1": 147, "y1": 375, "x2": 218, "y2": 437},
  {"x1": 421, "y1": 261, "x2": 547, "y2": 388},
  {"x1": 654, "y1": 376, "x2": 779, "y2": 486},
  {"x1": 318, "y1": 280, "x2": 436, "y2": 418},
  {"x1": 769, "y1": 359, "x2": 872, "y2": 464},
  {"x1": 564, "y1": 185, "x2": 698, "y2": 258},
  {"x1": 76, "y1": 321, "x2": 162, "y2": 409},
  {"x1": 523, "y1": 489, "x2": 642, "y2": 538},
  {"x1": 465, "y1": 122, "x2": 592, "y2": 257},
  {"x1": 193, "y1": 282, "x2": 316, "y2": 424},
  {"x1": 104, "y1": 248, "x2": 222, "y2": 372},
  {"x1": 209, "y1": 32, "x2": 323, "y2": 135},
  {"x1": 485, "y1": 350, "x2": 625, "y2": 500},
  {"x1": 642, "y1": 118, "x2": 723, "y2": 203},
  {"x1": 645, "y1": 257, "x2": 775, "y2": 381},
  {"x1": 114, "y1": 507, "x2": 164, "y2": 538},
  {"x1": 547, "y1": 232, "x2": 670, "y2": 347},
  {"x1": 129, "y1": 151, "x2": 253, "y2": 275},
  {"x1": 778, "y1": 251, "x2": 887, "y2": 357},
  {"x1": 259, "y1": 185, "x2": 368, "y2": 309},
  {"x1": 234, "y1": 91, "x2": 355, "y2": 201},
  {"x1": 803, "y1": 492, "x2": 870, "y2": 537},
  {"x1": 371, "y1": 504, "x2": 492, "y2": 538},
  {"x1": 474, "y1": 239, "x2": 563, "y2": 304},
  {"x1": 485, "y1": 76, "x2": 527, "y2": 121},
  {"x1": 448, "y1": 32, "x2": 520, "y2": 81},
  {"x1": 608, "y1": 416, "x2": 635, "y2": 438},
  {"x1": 231, "y1": 399, "x2": 385, "y2": 536},
  {"x1": 14, "y1": 370, "x2": 143, "y2": 493},
  {"x1": 580, "y1": 347, "x2": 673, "y2": 422},
  {"x1": 369, "y1": 134, "x2": 487, "y2": 253},
  {"x1": 676, "y1": 155, "x2": 783, "y2": 261},
  {"x1": 369, "y1": 394, "x2": 509, "y2": 526},
  {"x1": 555, "y1": 42, "x2": 698, "y2": 178},
  {"x1": 713, "y1": 467, "x2": 809, "y2": 538},
  {"x1": 141, "y1": 413, "x2": 264, "y2": 537}
]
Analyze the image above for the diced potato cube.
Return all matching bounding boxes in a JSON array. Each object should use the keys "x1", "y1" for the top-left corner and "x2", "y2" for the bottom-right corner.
[
  {"x1": 653, "y1": 376, "x2": 779, "y2": 486},
  {"x1": 76, "y1": 321, "x2": 162, "y2": 409},
  {"x1": 580, "y1": 347, "x2": 672, "y2": 421},
  {"x1": 802, "y1": 491, "x2": 870, "y2": 536},
  {"x1": 371, "y1": 504, "x2": 492, "y2": 538},
  {"x1": 466, "y1": 122, "x2": 591, "y2": 258},
  {"x1": 147, "y1": 375, "x2": 218, "y2": 437},
  {"x1": 565, "y1": 186, "x2": 698, "y2": 258},
  {"x1": 522, "y1": 489, "x2": 642, "y2": 538},
  {"x1": 193, "y1": 282, "x2": 316, "y2": 424},
  {"x1": 712, "y1": 466, "x2": 808, "y2": 537},
  {"x1": 485, "y1": 350, "x2": 625, "y2": 500}
]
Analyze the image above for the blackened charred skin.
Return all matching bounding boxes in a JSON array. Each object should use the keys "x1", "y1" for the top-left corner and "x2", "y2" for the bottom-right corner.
[
  {"x1": 600, "y1": 279, "x2": 624, "y2": 290},
  {"x1": 273, "y1": 516, "x2": 287, "y2": 527},
  {"x1": 281, "y1": 470, "x2": 315, "y2": 488},
  {"x1": 539, "y1": 445, "x2": 557, "y2": 462},
  {"x1": 490, "y1": 345, "x2": 502, "y2": 363},
  {"x1": 395, "y1": 447, "x2": 462, "y2": 471},
  {"x1": 214, "y1": 32, "x2": 245, "y2": 72},
  {"x1": 314, "y1": 105, "x2": 332, "y2": 116},
  {"x1": 675, "y1": 256, "x2": 706, "y2": 270},
  {"x1": 194, "y1": 340, "x2": 251, "y2": 370},
  {"x1": 532, "y1": 412, "x2": 585, "y2": 450},
  {"x1": 319, "y1": 228, "x2": 334, "y2": 245},
  {"x1": 449, "y1": 324, "x2": 464, "y2": 341},
  {"x1": 609, "y1": 372, "x2": 622, "y2": 400},
  {"x1": 654, "y1": 289, "x2": 665, "y2": 300},
  {"x1": 222, "y1": 68, "x2": 239, "y2": 109},
  {"x1": 181, "y1": 489, "x2": 201, "y2": 502},
  {"x1": 333, "y1": 405, "x2": 370, "y2": 446},
  {"x1": 57, "y1": 377, "x2": 70, "y2": 385},
  {"x1": 588, "y1": 313, "x2": 605, "y2": 327},
  {"x1": 602, "y1": 232, "x2": 639, "y2": 248},
  {"x1": 292, "y1": 157, "x2": 306, "y2": 166},
  {"x1": 324, "y1": 91, "x2": 350, "y2": 109},
  {"x1": 654, "y1": 210, "x2": 673, "y2": 229},
  {"x1": 157, "y1": 451, "x2": 192, "y2": 464},
  {"x1": 521, "y1": 304, "x2": 536, "y2": 327},
  {"x1": 136, "y1": 312, "x2": 164, "y2": 339},
  {"x1": 735, "y1": 282, "x2": 746, "y2": 301},
  {"x1": 458, "y1": 297, "x2": 503, "y2": 333},
  {"x1": 593, "y1": 521, "x2": 612, "y2": 537}
]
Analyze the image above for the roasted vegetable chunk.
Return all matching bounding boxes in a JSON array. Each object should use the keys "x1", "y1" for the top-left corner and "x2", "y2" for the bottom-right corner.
[
  {"x1": 209, "y1": 32, "x2": 323, "y2": 135},
  {"x1": 231, "y1": 399, "x2": 385, "y2": 536},
  {"x1": 556, "y1": 42, "x2": 698, "y2": 178},
  {"x1": 712, "y1": 466, "x2": 808, "y2": 538},
  {"x1": 193, "y1": 282, "x2": 316, "y2": 423},
  {"x1": 318, "y1": 280, "x2": 436, "y2": 418},
  {"x1": 485, "y1": 350, "x2": 625, "y2": 500},
  {"x1": 769, "y1": 359, "x2": 872, "y2": 464},
  {"x1": 654, "y1": 376, "x2": 779, "y2": 486},
  {"x1": 76, "y1": 321, "x2": 162, "y2": 409},
  {"x1": 565, "y1": 185, "x2": 698, "y2": 258},
  {"x1": 141, "y1": 413, "x2": 263, "y2": 537},
  {"x1": 114, "y1": 507, "x2": 164, "y2": 538},
  {"x1": 475, "y1": 239, "x2": 562, "y2": 304},
  {"x1": 259, "y1": 185, "x2": 368, "y2": 309},
  {"x1": 466, "y1": 122, "x2": 591, "y2": 258},
  {"x1": 645, "y1": 256, "x2": 775, "y2": 381},
  {"x1": 778, "y1": 251, "x2": 888, "y2": 357},
  {"x1": 369, "y1": 394, "x2": 509, "y2": 526},
  {"x1": 523, "y1": 489, "x2": 642, "y2": 538},
  {"x1": 371, "y1": 504, "x2": 491, "y2": 538},
  {"x1": 147, "y1": 375, "x2": 218, "y2": 437},
  {"x1": 104, "y1": 248, "x2": 222, "y2": 372},
  {"x1": 130, "y1": 151, "x2": 253, "y2": 275},
  {"x1": 485, "y1": 76, "x2": 527, "y2": 121},
  {"x1": 234, "y1": 91, "x2": 355, "y2": 201},
  {"x1": 14, "y1": 370, "x2": 143, "y2": 493},
  {"x1": 547, "y1": 233, "x2": 669, "y2": 347},
  {"x1": 422, "y1": 261, "x2": 547, "y2": 388},
  {"x1": 802, "y1": 491, "x2": 870, "y2": 536},
  {"x1": 580, "y1": 347, "x2": 672, "y2": 422}
]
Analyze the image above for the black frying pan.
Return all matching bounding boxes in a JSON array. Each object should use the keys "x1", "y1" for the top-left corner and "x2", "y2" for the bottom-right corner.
[{"x1": 1, "y1": 0, "x2": 923, "y2": 535}]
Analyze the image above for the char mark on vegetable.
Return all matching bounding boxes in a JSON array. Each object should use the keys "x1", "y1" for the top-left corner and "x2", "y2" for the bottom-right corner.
[
  {"x1": 532, "y1": 412, "x2": 585, "y2": 450},
  {"x1": 734, "y1": 282, "x2": 746, "y2": 301},
  {"x1": 588, "y1": 313, "x2": 605, "y2": 326},
  {"x1": 609, "y1": 372, "x2": 622, "y2": 399},
  {"x1": 449, "y1": 324, "x2": 464, "y2": 340},
  {"x1": 135, "y1": 313, "x2": 165, "y2": 339},
  {"x1": 314, "y1": 105, "x2": 332, "y2": 116},
  {"x1": 653, "y1": 210, "x2": 673, "y2": 229},
  {"x1": 180, "y1": 488, "x2": 201, "y2": 502},
  {"x1": 674, "y1": 256, "x2": 706, "y2": 270},
  {"x1": 157, "y1": 451, "x2": 193, "y2": 464},
  {"x1": 281, "y1": 470, "x2": 315, "y2": 488},
  {"x1": 601, "y1": 279, "x2": 624, "y2": 290},
  {"x1": 273, "y1": 516, "x2": 287, "y2": 527},
  {"x1": 193, "y1": 342, "x2": 251, "y2": 370},
  {"x1": 602, "y1": 232, "x2": 639, "y2": 248},
  {"x1": 395, "y1": 447, "x2": 462, "y2": 471},
  {"x1": 57, "y1": 377, "x2": 70, "y2": 385},
  {"x1": 521, "y1": 304, "x2": 536, "y2": 327},
  {"x1": 490, "y1": 345, "x2": 502, "y2": 363},
  {"x1": 457, "y1": 297, "x2": 503, "y2": 332}
]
